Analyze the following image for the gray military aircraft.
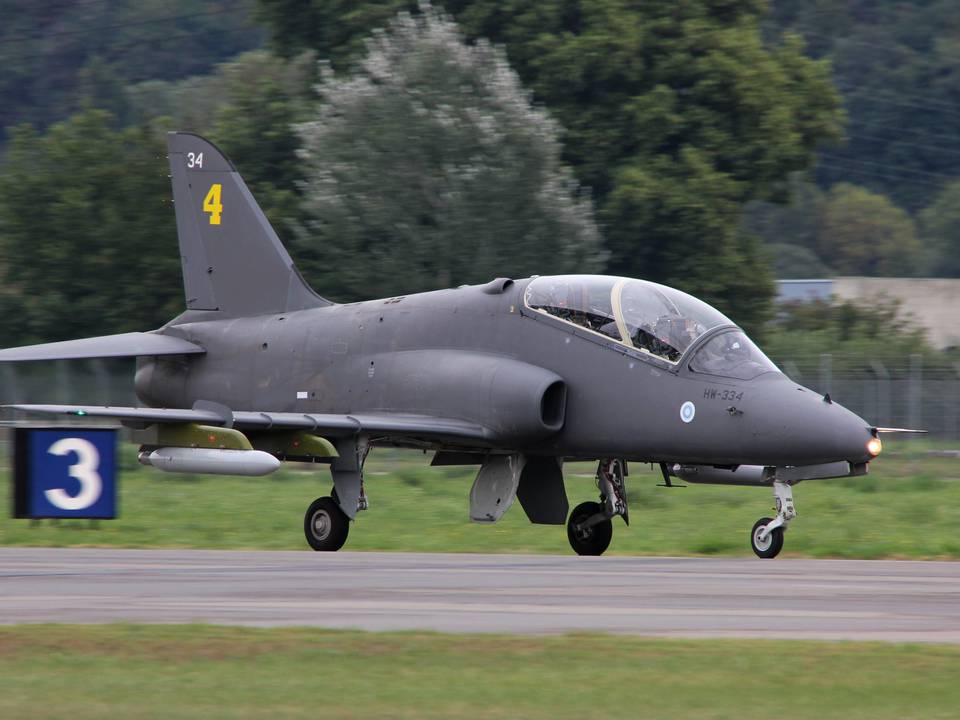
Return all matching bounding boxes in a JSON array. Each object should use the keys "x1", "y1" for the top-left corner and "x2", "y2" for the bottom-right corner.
[{"x1": 1, "y1": 132, "x2": 896, "y2": 557}]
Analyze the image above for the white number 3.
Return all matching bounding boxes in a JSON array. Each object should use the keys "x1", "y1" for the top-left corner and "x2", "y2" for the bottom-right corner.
[
  {"x1": 45, "y1": 438, "x2": 103, "y2": 511},
  {"x1": 187, "y1": 151, "x2": 204, "y2": 168}
]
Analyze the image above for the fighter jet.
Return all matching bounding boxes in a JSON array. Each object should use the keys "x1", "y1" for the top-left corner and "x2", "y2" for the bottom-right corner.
[{"x1": 0, "y1": 132, "x2": 896, "y2": 558}]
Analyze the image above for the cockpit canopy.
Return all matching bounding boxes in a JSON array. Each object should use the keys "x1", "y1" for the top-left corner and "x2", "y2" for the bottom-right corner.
[{"x1": 524, "y1": 275, "x2": 777, "y2": 378}]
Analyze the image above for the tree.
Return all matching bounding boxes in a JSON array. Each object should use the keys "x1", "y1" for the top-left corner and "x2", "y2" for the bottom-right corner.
[
  {"x1": 763, "y1": 297, "x2": 939, "y2": 377},
  {"x1": 209, "y1": 50, "x2": 317, "y2": 235},
  {"x1": 769, "y1": 0, "x2": 960, "y2": 212},
  {"x1": 123, "y1": 50, "x2": 317, "y2": 237},
  {"x1": 256, "y1": 0, "x2": 414, "y2": 64},
  {"x1": 0, "y1": 0, "x2": 264, "y2": 145},
  {"x1": 741, "y1": 174, "x2": 825, "y2": 255},
  {"x1": 921, "y1": 180, "x2": 960, "y2": 278},
  {"x1": 763, "y1": 243, "x2": 831, "y2": 279},
  {"x1": 294, "y1": 7, "x2": 605, "y2": 301},
  {"x1": 817, "y1": 184, "x2": 920, "y2": 277},
  {"x1": 451, "y1": 1, "x2": 840, "y2": 332},
  {"x1": 256, "y1": 0, "x2": 843, "y2": 332},
  {"x1": 0, "y1": 111, "x2": 182, "y2": 344}
]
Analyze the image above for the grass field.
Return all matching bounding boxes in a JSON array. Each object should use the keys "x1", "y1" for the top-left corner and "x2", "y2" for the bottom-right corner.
[
  {"x1": 2, "y1": 441, "x2": 959, "y2": 558},
  {"x1": 0, "y1": 625, "x2": 957, "y2": 719}
]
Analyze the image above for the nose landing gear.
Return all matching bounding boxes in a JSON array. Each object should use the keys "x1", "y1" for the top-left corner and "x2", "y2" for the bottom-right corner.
[
  {"x1": 566, "y1": 459, "x2": 628, "y2": 556},
  {"x1": 750, "y1": 480, "x2": 795, "y2": 559}
]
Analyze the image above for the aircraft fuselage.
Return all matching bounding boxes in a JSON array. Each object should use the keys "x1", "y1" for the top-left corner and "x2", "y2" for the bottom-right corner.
[{"x1": 137, "y1": 277, "x2": 874, "y2": 468}]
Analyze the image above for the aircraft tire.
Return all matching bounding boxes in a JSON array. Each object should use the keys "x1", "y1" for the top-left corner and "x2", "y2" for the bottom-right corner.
[
  {"x1": 567, "y1": 501, "x2": 613, "y2": 556},
  {"x1": 304, "y1": 496, "x2": 349, "y2": 551},
  {"x1": 750, "y1": 517, "x2": 783, "y2": 559}
]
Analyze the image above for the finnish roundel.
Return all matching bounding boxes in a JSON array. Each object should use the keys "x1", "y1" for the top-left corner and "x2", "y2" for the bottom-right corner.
[{"x1": 680, "y1": 401, "x2": 696, "y2": 423}]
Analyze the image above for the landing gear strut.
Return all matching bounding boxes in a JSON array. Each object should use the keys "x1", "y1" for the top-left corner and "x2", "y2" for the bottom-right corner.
[
  {"x1": 750, "y1": 480, "x2": 795, "y2": 559},
  {"x1": 566, "y1": 459, "x2": 628, "y2": 556}
]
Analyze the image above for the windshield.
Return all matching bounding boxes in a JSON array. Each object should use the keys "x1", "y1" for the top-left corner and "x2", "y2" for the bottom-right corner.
[
  {"x1": 524, "y1": 275, "x2": 731, "y2": 362},
  {"x1": 617, "y1": 279, "x2": 728, "y2": 362},
  {"x1": 689, "y1": 330, "x2": 779, "y2": 380}
]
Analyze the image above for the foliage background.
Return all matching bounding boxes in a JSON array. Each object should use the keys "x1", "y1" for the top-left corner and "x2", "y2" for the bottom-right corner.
[{"x1": 0, "y1": 0, "x2": 956, "y2": 353}]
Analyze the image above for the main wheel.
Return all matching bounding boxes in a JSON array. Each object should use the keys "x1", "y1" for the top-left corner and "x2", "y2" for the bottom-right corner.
[
  {"x1": 750, "y1": 517, "x2": 784, "y2": 559},
  {"x1": 567, "y1": 501, "x2": 613, "y2": 556},
  {"x1": 304, "y1": 496, "x2": 350, "y2": 551}
]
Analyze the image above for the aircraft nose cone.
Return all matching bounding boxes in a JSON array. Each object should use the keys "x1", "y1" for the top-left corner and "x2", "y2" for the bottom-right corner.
[
  {"x1": 747, "y1": 376, "x2": 875, "y2": 465},
  {"x1": 822, "y1": 401, "x2": 875, "y2": 463}
]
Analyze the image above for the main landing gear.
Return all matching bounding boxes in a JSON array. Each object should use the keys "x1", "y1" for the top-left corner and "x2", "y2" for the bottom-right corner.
[
  {"x1": 567, "y1": 459, "x2": 628, "y2": 556},
  {"x1": 304, "y1": 438, "x2": 369, "y2": 552},
  {"x1": 304, "y1": 484, "x2": 370, "y2": 551},
  {"x1": 750, "y1": 480, "x2": 795, "y2": 559}
]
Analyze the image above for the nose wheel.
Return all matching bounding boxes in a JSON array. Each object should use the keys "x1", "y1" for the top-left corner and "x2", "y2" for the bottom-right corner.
[
  {"x1": 750, "y1": 516, "x2": 784, "y2": 558},
  {"x1": 750, "y1": 480, "x2": 795, "y2": 559}
]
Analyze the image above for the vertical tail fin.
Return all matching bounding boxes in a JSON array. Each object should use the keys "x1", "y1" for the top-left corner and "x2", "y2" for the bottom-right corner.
[{"x1": 166, "y1": 132, "x2": 330, "y2": 316}]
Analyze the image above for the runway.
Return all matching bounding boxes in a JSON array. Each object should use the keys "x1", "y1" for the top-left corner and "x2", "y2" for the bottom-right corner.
[{"x1": 1, "y1": 548, "x2": 958, "y2": 642}]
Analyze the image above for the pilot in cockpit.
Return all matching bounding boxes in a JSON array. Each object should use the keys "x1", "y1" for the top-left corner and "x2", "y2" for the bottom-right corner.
[{"x1": 657, "y1": 315, "x2": 699, "y2": 353}]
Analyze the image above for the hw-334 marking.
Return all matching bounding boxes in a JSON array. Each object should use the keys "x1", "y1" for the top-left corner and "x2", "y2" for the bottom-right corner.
[{"x1": 703, "y1": 387, "x2": 744, "y2": 401}]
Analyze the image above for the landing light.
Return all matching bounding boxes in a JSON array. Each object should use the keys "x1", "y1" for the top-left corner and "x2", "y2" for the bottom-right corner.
[{"x1": 866, "y1": 437, "x2": 883, "y2": 457}]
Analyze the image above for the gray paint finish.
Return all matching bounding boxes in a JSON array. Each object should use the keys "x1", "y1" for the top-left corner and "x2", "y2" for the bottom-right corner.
[
  {"x1": 1, "y1": 548, "x2": 958, "y2": 642},
  {"x1": 133, "y1": 279, "x2": 872, "y2": 466},
  {"x1": 0, "y1": 332, "x2": 204, "y2": 361},
  {"x1": 2, "y1": 131, "x2": 877, "y2": 468}
]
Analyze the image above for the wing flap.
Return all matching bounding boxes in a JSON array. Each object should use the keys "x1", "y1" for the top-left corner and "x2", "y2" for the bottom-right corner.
[
  {"x1": 0, "y1": 332, "x2": 204, "y2": 361},
  {"x1": 3, "y1": 404, "x2": 495, "y2": 443}
]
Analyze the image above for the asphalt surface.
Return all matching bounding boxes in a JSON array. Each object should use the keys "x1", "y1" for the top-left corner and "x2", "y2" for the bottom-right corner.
[{"x1": 1, "y1": 548, "x2": 958, "y2": 642}]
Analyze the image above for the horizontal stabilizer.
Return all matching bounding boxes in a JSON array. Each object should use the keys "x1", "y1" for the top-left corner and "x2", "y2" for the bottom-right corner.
[
  {"x1": 4, "y1": 404, "x2": 495, "y2": 444},
  {"x1": 0, "y1": 332, "x2": 204, "y2": 362}
]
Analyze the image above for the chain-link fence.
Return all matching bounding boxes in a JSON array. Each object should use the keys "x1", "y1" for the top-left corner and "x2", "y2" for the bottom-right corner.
[{"x1": 774, "y1": 353, "x2": 957, "y2": 437}]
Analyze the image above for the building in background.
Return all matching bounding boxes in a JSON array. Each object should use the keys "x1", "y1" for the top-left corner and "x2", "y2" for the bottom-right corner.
[{"x1": 776, "y1": 278, "x2": 960, "y2": 350}]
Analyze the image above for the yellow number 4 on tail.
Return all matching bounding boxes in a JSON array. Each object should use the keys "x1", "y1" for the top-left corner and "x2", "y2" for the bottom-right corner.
[{"x1": 203, "y1": 183, "x2": 223, "y2": 225}]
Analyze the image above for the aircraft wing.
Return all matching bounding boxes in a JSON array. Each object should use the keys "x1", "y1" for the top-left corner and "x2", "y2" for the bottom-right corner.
[
  {"x1": 3, "y1": 404, "x2": 496, "y2": 443},
  {"x1": 0, "y1": 332, "x2": 204, "y2": 361}
]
